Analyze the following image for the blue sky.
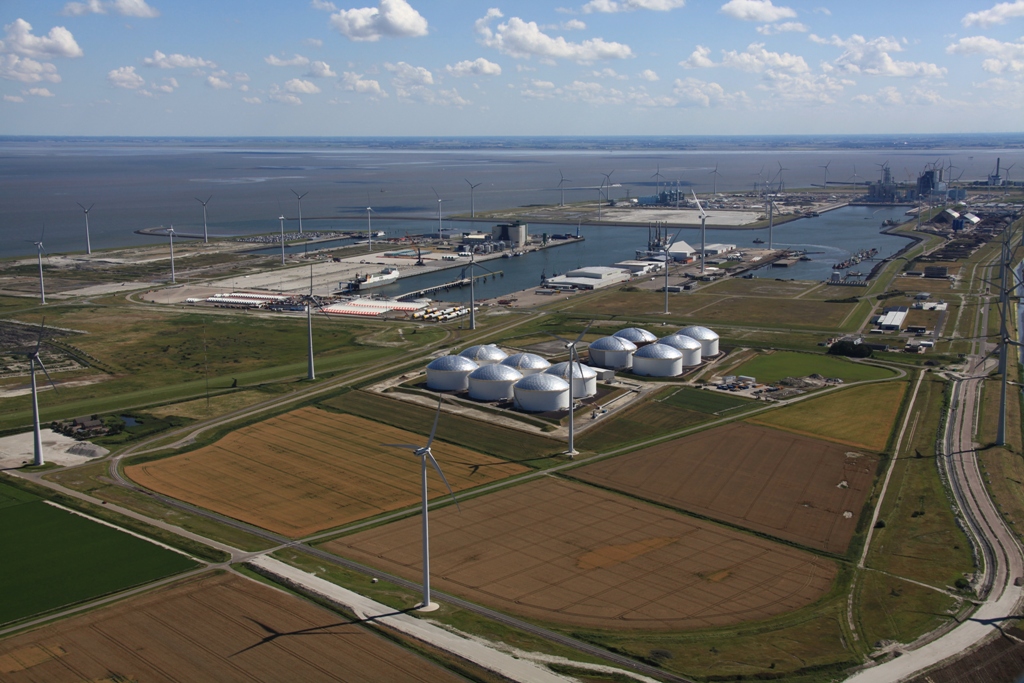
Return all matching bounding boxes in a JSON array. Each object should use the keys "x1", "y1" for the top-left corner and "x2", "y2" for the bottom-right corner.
[{"x1": 1, "y1": 0, "x2": 1023, "y2": 136}]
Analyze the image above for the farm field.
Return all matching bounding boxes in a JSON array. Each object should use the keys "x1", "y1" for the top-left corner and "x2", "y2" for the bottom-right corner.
[
  {"x1": 661, "y1": 386, "x2": 752, "y2": 413},
  {"x1": 326, "y1": 478, "x2": 837, "y2": 630},
  {"x1": 0, "y1": 480, "x2": 197, "y2": 626},
  {"x1": 572, "y1": 423, "x2": 878, "y2": 555},
  {"x1": 732, "y1": 351, "x2": 896, "y2": 385},
  {"x1": 0, "y1": 572, "x2": 465, "y2": 682},
  {"x1": 576, "y1": 395, "x2": 711, "y2": 452},
  {"x1": 126, "y1": 407, "x2": 528, "y2": 537},
  {"x1": 749, "y1": 381, "x2": 908, "y2": 452}
]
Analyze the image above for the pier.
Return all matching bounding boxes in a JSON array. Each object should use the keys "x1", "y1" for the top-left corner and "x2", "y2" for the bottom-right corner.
[{"x1": 397, "y1": 270, "x2": 503, "y2": 301}]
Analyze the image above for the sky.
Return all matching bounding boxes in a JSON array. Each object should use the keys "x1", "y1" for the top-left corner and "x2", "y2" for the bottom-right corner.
[{"x1": 0, "y1": 0, "x2": 1023, "y2": 136}]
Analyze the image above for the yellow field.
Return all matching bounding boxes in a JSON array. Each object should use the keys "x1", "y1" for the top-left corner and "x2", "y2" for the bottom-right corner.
[
  {"x1": 146, "y1": 390, "x2": 268, "y2": 420},
  {"x1": 748, "y1": 382, "x2": 907, "y2": 452},
  {"x1": 127, "y1": 407, "x2": 528, "y2": 537}
]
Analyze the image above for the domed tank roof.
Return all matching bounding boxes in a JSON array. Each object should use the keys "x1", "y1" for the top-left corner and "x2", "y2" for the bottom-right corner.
[
  {"x1": 678, "y1": 325, "x2": 719, "y2": 341},
  {"x1": 459, "y1": 344, "x2": 508, "y2": 363},
  {"x1": 635, "y1": 343, "x2": 683, "y2": 359},
  {"x1": 613, "y1": 327, "x2": 657, "y2": 344},
  {"x1": 501, "y1": 352, "x2": 551, "y2": 371},
  {"x1": 589, "y1": 336, "x2": 637, "y2": 352},
  {"x1": 427, "y1": 355, "x2": 479, "y2": 372},
  {"x1": 546, "y1": 361, "x2": 598, "y2": 380},
  {"x1": 469, "y1": 364, "x2": 523, "y2": 381},
  {"x1": 515, "y1": 373, "x2": 570, "y2": 392},
  {"x1": 658, "y1": 334, "x2": 702, "y2": 350}
]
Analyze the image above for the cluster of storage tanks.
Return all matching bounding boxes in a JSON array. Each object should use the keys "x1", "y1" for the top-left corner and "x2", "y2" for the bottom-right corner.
[{"x1": 424, "y1": 324, "x2": 719, "y2": 412}]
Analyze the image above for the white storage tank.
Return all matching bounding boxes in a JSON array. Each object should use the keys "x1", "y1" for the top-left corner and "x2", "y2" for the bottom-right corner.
[
  {"x1": 587, "y1": 336, "x2": 637, "y2": 370},
  {"x1": 613, "y1": 327, "x2": 657, "y2": 347},
  {"x1": 514, "y1": 373, "x2": 570, "y2": 412},
  {"x1": 459, "y1": 344, "x2": 508, "y2": 366},
  {"x1": 657, "y1": 334, "x2": 703, "y2": 367},
  {"x1": 426, "y1": 355, "x2": 478, "y2": 391},
  {"x1": 678, "y1": 325, "x2": 720, "y2": 357},
  {"x1": 501, "y1": 352, "x2": 551, "y2": 375},
  {"x1": 632, "y1": 343, "x2": 684, "y2": 377},
  {"x1": 468, "y1": 363, "x2": 523, "y2": 401},
  {"x1": 545, "y1": 361, "x2": 598, "y2": 398}
]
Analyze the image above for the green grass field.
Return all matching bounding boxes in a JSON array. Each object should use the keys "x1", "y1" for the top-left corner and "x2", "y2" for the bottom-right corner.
[
  {"x1": 734, "y1": 351, "x2": 897, "y2": 385},
  {"x1": 577, "y1": 390, "x2": 712, "y2": 452},
  {"x1": 0, "y1": 480, "x2": 197, "y2": 625},
  {"x1": 661, "y1": 386, "x2": 752, "y2": 413}
]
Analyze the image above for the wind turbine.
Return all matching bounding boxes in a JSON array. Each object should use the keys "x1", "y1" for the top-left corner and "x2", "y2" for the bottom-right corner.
[
  {"x1": 278, "y1": 215, "x2": 286, "y2": 266},
  {"x1": 775, "y1": 162, "x2": 789, "y2": 193},
  {"x1": 652, "y1": 164, "x2": 665, "y2": 197},
  {"x1": 691, "y1": 190, "x2": 708, "y2": 275},
  {"x1": 20, "y1": 320, "x2": 59, "y2": 466},
  {"x1": 366, "y1": 205, "x2": 375, "y2": 252},
  {"x1": 709, "y1": 163, "x2": 721, "y2": 197},
  {"x1": 818, "y1": 161, "x2": 831, "y2": 188},
  {"x1": 596, "y1": 178, "x2": 606, "y2": 221},
  {"x1": 76, "y1": 203, "x2": 94, "y2": 254},
  {"x1": 1004, "y1": 163, "x2": 1016, "y2": 198},
  {"x1": 195, "y1": 196, "x2": 211, "y2": 243},
  {"x1": 28, "y1": 234, "x2": 46, "y2": 304},
  {"x1": 431, "y1": 187, "x2": 445, "y2": 237},
  {"x1": 765, "y1": 195, "x2": 781, "y2": 250},
  {"x1": 382, "y1": 395, "x2": 460, "y2": 612},
  {"x1": 548, "y1": 323, "x2": 592, "y2": 458},
  {"x1": 557, "y1": 170, "x2": 570, "y2": 207},
  {"x1": 601, "y1": 170, "x2": 615, "y2": 201},
  {"x1": 461, "y1": 252, "x2": 496, "y2": 331},
  {"x1": 465, "y1": 179, "x2": 481, "y2": 218},
  {"x1": 299, "y1": 266, "x2": 331, "y2": 380},
  {"x1": 167, "y1": 226, "x2": 176, "y2": 283},
  {"x1": 292, "y1": 190, "x2": 308, "y2": 234}
]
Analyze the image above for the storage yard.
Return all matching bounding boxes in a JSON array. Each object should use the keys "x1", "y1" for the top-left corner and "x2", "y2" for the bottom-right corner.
[
  {"x1": 126, "y1": 407, "x2": 527, "y2": 537},
  {"x1": 326, "y1": 477, "x2": 837, "y2": 630},
  {"x1": 571, "y1": 423, "x2": 879, "y2": 555},
  {"x1": 0, "y1": 573, "x2": 465, "y2": 682}
]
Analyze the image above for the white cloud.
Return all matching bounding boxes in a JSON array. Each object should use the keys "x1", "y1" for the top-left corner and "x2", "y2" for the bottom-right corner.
[
  {"x1": 756, "y1": 21, "x2": 807, "y2": 34},
  {"x1": 812, "y1": 34, "x2": 947, "y2": 78},
  {"x1": 446, "y1": 57, "x2": 502, "y2": 77},
  {"x1": 532, "y1": 79, "x2": 556, "y2": 89},
  {"x1": 329, "y1": 0, "x2": 428, "y2": 41},
  {"x1": 813, "y1": 7, "x2": 831, "y2": 15},
  {"x1": 582, "y1": 0, "x2": 685, "y2": 13},
  {"x1": 62, "y1": 0, "x2": 159, "y2": 18},
  {"x1": 207, "y1": 75, "x2": 231, "y2": 89},
  {"x1": 592, "y1": 67, "x2": 626, "y2": 79},
  {"x1": 269, "y1": 86, "x2": 303, "y2": 105},
  {"x1": 562, "y1": 19, "x2": 587, "y2": 29},
  {"x1": 680, "y1": 45, "x2": 714, "y2": 68},
  {"x1": 265, "y1": 54, "x2": 310, "y2": 67},
  {"x1": 150, "y1": 76, "x2": 177, "y2": 92},
  {"x1": 947, "y1": 35, "x2": 1024, "y2": 60},
  {"x1": 721, "y1": 43, "x2": 808, "y2": 72},
  {"x1": 3, "y1": 94, "x2": 24, "y2": 102},
  {"x1": 25, "y1": 87, "x2": 54, "y2": 97},
  {"x1": 638, "y1": 68, "x2": 659, "y2": 81},
  {"x1": 757, "y1": 70, "x2": 850, "y2": 103},
  {"x1": 962, "y1": 1, "x2": 1024, "y2": 28},
  {"x1": 284, "y1": 78, "x2": 321, "y2": 93},
  {"x1": 720, "y1": 0, "x2": 796, "y2": 22},
  {"x1": 1, "y1": 19, "x2": 83, "y2": 59},
  {"x1": 562, "y1": 79, "x2": 625, "y2": 104},
  {"x1": 672, "y1": 76, "x2": 746, "y2": 107},
  {"x1": 311, "y1": 0, "x2": 337, "y2": 10},
  {"x1": 305, "y1": 60, "x2": 337, "y2": 77},
  {"x1": 475, "y1": 10, "x2": 633, "y2": 63},
  {"x1": 243, "y1": 96, "x2": 262, "y2": 104},
  {"x1": 385, "y1": 61, "x2": 433, "y2": 85},
  {"x1": 341, "y1": 71, "x2": 387, "y2": 97},
  {"x1": 107, "y1": 65, "x2": 145, "y2": 89},
  {"x1": 0, "y1": 55, "x2": 61, "y2": 83},
  {"x1": 143, "y1": 50, "x2": 215, "y2": 69},
  {"x1": 234, "y1": 72, "x2": 250, "y2": 82}
]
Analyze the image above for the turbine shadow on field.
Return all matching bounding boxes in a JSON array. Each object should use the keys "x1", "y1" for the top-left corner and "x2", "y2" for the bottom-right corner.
[{"x1": 232, "y1": 610, "x2": 414, "y2": 656}]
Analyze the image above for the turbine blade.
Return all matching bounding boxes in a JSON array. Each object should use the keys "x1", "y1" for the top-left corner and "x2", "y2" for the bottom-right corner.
[
  {"x1": 425, "y1": 394, "x2": 443, "y2": 448},
  {"x1": 545, "y1": 331, "x2": 572, "y2": 345},
  {"x1": 34, "y1": 317, "x2": 46, "y2": 355},
  {"x1": 36, "y1": 357, "x2": 59, "y2": 393},
  {"x1": 573, "y1": 320, "x2": 593, "y2": 346},
  {"x1": 431, "y1": 186, "x2": 440, "y2": 200},
  {"x1": 426, "y1": 451, "x2": 461, "y2": 512}
]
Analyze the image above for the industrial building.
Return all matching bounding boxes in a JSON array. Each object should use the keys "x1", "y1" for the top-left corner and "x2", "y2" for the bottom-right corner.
[
  {"x1": 513, "y1": 373, "x2": 570, "y2": 412},
  {"x1": 875, "y1": 307, "x2": 908, "y2": 331},
  {"x1": 501, "y1": 352, "x2": 551, "y2": 375},
  {"x1": 426, "y1": 355, "x2": 478, "y2": 391},
  {"x1": 632, "y1": 343, "x2": 684, "y2": 377},
  {"x1": 459, "y1": 344, "x2": 508, "y2": 365},
  {"x1": 492, "y1": 221, "x2": 529, "y2": 247},
  {"x1": 545, "y1": 361, "x2": 598, "y2": 398},
  {"x1": 656, "y1": 334, "x2": 703, "y2": 366},
  {"x1": 678, "y1": 325, "x2": 720, "y2": 356},
  {"x1": 543, "y1": 267, "x2": 632, "y2": 291},
  {"x1": 467, "y1": 364, "x2": 522, "y2": 401},
  {"x1": 613, "y1": 327, "x2": 657, "y2": 347},
  {"x1": 588, "y1": 336, "x2": 637, "y2": 370}
]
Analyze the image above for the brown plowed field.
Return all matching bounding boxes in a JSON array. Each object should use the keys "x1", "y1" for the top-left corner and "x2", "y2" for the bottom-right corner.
[
  {"x1": 0, "y1": 572, "x2": 464, "y2": 682},
  {"x1": 327, "y1": 478, "x2": 837, "y2": 630},
  {"x1": 127, "y1": 407, "x2": 527, "y2": 537},
  {"x1": 571, "y1": 423, "x2": 878, "y2": 555}
]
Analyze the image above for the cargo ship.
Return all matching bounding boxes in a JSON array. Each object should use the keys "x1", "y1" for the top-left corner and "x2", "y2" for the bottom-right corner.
[{"x1": 343, "y1": 267, "x2": 399, "y2": 291}]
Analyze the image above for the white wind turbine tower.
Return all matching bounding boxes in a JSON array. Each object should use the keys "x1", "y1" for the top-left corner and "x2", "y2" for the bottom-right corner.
[
  {"x1": 382, "y1": 395, "x2": 461, "y2": 612},
  {"x1": 278, "y1": 215, "x2": 286, "y2": 266},
  {"x1": 28, "y1": 233, "x2": 47, "y2": 304},
  {"x1": 709, "y1": 163, "x2": 721, "y2": 197},
  {"x1": 691, "y1": 190, "x2": 708, "y2": 275},
  {"x1": 21, "y1": 320, "x2": 59, "y2": 466},
  {"x1": 431, "y1": 187, "x2": 445, "y2": 237},
  {"x1": 76, "y1": 203, "x2": 94, "y2": 254},
  {"x1": 299, "y1": 266, "x2": 330, "y2": 380},
  {"x1": 366, "y1": 205, "x2": 375, "y2": 252},
  {"x1": 652, "y1": 164, "x2": 664, "y2": 197},
  {"x1": 195, "y1": 196, "x2": 212, "y2": 243},
  {"x1": 1004, "y1": 163, "x2": 1016, "y2": 198},
  {"x1": 465, "y1": 179, "x2": 481, "y2": 218},
  {"x1": 548, "y1": 323, "x2": 592, "y2": 458},
  {"x1": 167, "y1": 226, "x2": 176, "y2": 283},
  {"x1": 292, "y1": 190, "x2": 308, "y2": 234},
  {"x1": 557, "y1": 170, "x2": 570, "y2": 206},
  {"x1": 818, "y1": 161, "x2": 831, "y2": 188}
]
